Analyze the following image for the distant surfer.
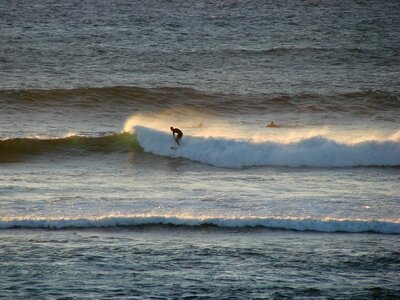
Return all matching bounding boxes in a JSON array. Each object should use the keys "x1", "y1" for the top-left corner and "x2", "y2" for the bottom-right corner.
[
  {"x1": 170, "y1": 126, "x2": 183, "y2": 145},
  {"x1": 266, "y1": 121, "x2": 279, "y2": 128}
]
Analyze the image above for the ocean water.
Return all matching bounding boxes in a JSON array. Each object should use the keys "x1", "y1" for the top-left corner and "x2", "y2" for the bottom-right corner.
[{"x1": 1, "y1": 0, "x2": 400, "y2": 298}]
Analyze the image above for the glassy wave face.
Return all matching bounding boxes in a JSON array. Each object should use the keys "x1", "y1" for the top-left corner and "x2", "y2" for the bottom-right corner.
[{"x1": 0, "y1": 133, "x2": 139, "y2": 163}]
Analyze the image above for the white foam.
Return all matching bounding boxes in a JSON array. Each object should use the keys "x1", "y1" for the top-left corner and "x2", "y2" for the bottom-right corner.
[
  {"x1": 0, "y1": 216, "x2": 399, "y2": 233},
  {"x1": 133, "y1": 126, "x2": 400, "y2": 168}
]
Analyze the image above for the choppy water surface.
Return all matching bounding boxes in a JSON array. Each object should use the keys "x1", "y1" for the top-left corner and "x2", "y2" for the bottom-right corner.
[
  {"x1": 1, "y1": 0, "x2": 399, "y2": 298},
  {"x1": 1, "y1": 0, "x2": 399, "y2": 94},
  {"x1": 1, "y1": 229, "x2": 399, "y2": 299}
]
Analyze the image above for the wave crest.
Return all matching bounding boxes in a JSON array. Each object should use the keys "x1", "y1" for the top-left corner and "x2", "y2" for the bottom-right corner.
[
  {"x1": 1, "y1": 215, "x2": 399, "y2": 234},
  {"x1": 134, "y1": 126, "x2": 400, "y2": 168}
]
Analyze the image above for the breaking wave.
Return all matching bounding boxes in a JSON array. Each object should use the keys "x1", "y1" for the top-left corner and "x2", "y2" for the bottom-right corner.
[
  {"x1": 2, "y1": 126, "x2": 399, "y2": 167},
  {"x1": 134, "y1": 126, "x2": 400, "y2": 168},
  {"x1": 0, "y1": 215, "x2": 399, "y2": 234}
]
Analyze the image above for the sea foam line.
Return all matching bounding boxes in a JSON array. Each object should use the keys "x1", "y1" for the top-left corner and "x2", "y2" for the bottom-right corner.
[
  {"x1": 0, "y1": 216, "x2": 399, "y2": 234},
  {"x1": 133, "y1": 126, "x2": 400, "y2": 168}
]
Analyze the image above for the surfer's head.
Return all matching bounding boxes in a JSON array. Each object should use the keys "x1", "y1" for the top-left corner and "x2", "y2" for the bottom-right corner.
[{"x1": 170, "y1": 126, "x2": 174, "y2": 131}]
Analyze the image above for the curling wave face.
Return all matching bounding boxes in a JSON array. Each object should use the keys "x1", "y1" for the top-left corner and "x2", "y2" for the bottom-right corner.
[
  {"x1": 133, "y1": 126, "x2": 400, "y2": 168},
  {"x1": 0, "y1": 133, "x2": 139, "y2": 163}
]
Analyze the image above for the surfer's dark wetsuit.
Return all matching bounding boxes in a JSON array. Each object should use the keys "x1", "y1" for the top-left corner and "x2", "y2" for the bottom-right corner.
[
  {"x1": 170, "y1": 127, "x2": 183, "y2": 145},
  {"x1": 267, "y1": 121, "x2": 279, "y2": 128}
]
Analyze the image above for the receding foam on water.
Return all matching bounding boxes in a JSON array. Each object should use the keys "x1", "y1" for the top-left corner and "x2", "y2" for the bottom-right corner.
[{"x1": 132, "y1": 125, "x2": 400, "y2": 168}]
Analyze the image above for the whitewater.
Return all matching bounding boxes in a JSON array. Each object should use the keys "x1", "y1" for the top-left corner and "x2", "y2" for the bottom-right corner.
[
  {"x1": 1, "y1": 215, "x2": 399, "y2": 234},
  {"x1": 131, "y1": 125, "x2": 400, "y2": 168}
]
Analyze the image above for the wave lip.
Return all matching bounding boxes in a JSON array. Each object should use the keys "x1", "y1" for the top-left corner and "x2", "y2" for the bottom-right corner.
[
  {"x1": 0, "y1": 216, "x2": 399, "y2": 234},
  {"x1": 134, "y1": 126, "x2": 400, "y2": 168}
]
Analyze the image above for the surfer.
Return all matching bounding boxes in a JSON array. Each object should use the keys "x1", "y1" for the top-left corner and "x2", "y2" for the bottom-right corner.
[
  {"x1": 170, "y1": 126, "x2": 183, "y2": 145},
  {"x1": 267, "y1": 121, "x2": 279, "y2": 128}
]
